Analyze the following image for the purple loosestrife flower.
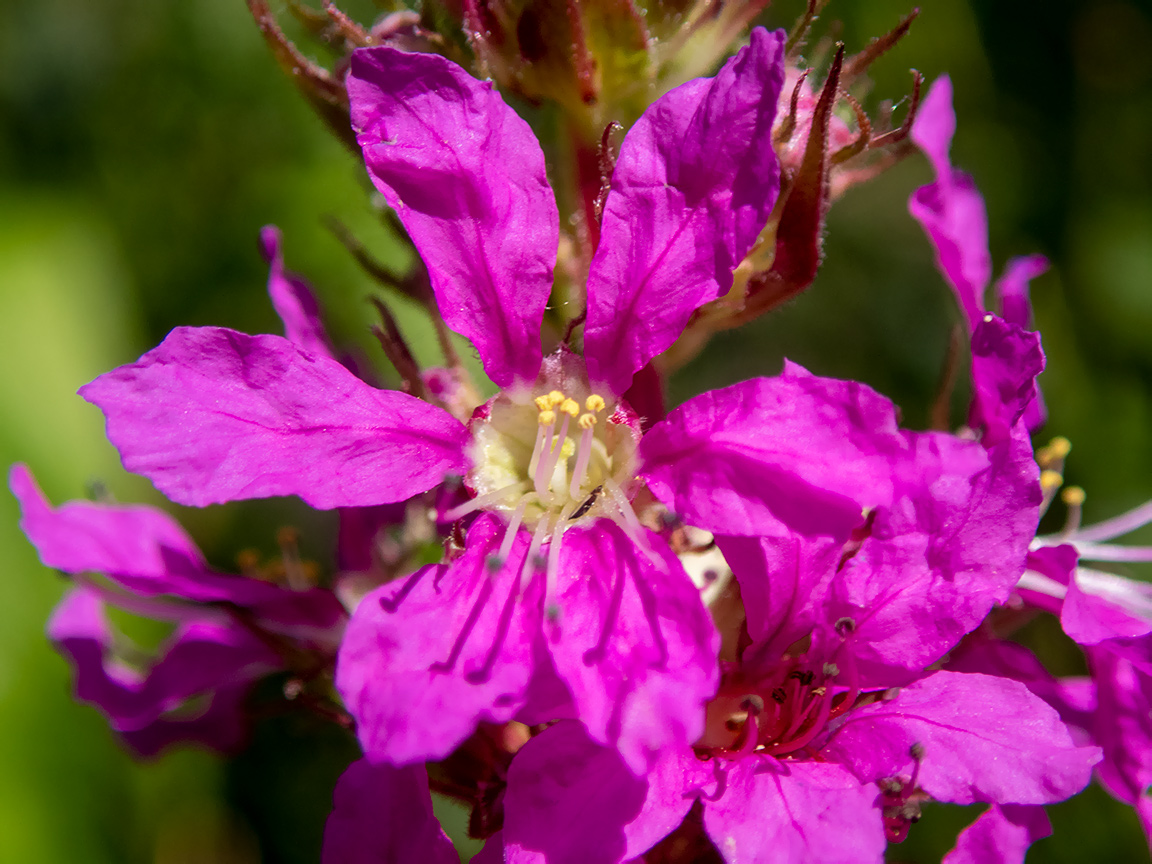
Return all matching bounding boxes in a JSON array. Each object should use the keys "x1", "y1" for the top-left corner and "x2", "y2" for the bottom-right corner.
[
  {"x1": 80, "y1": 29, "x2": 804, "y2": 774},
  {"x1": 490, "y1": 460, "x2": 1098, "y2": 864},
  {"x1": 10, "y1": 464, "x2": 345, "y2": 755}
]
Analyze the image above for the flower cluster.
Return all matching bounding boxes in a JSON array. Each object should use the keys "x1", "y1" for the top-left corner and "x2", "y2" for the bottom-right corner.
[{"x1": 13, "y1": 3, "x2": 1152, "y2": 862}]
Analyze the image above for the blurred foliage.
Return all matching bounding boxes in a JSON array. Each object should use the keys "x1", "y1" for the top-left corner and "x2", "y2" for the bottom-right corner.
[{"x1": 1, "y1": 0, "x2": 1151, "y2": 861}]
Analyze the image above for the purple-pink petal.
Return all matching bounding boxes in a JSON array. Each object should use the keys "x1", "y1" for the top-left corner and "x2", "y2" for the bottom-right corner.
[
  {"x1": 322, "y1": 760, "x2": 458, "y2": 864},
  {"x1": 336, "y1": 514, "x2": 537, "y2": 765},
  {"x1": 941, "y1": 804, "x2": 1051, "y2": 864},
  {"x1": 49, "y1": 586, "x2": 278, "y2": 756},
  {"x1": 824, "y1": 670, "x2": 1100, "y2": 805},
  {"x1": 547, "y1": 522, "x2": 719, "y2": 774},
  {"x1": 80, "y1": 327, "x2": 468, "y2": 509},
  {"x1": 504, "y1": 721, "x2": 649, "y2": 864},
  {"x1": 1088, "y1": 648, "x2": 1152, "y2": 813},
  {"x1": 12, "y1": 464, "x2": 345, "y2": 632},
  {"x1": 829, "y1": 427, "x2": 1039, "y2": 682},
  {"x1": 259, "y1": 224, "x2": 335, "y2": 362},
  {"x1": 908, "y1": 76, "x2": 992, "y2": 327},
  {"x1": 348, "y1": 46, "x2": 558, "y2": 387},
  {"x1": 967, "y1": 314, "x2": 1044, "y2": 447},
  {"x1": 716, "y1": 531, "x2": 839, "y2": 654},
  {"x1": 584, "y1": 28, "x2": 786, "y2": 395},
  {"x1": 641, "y1": 365, "x2": 899, "y2": 540},
  {"x1": 700, "y1": 758, "x2": 885, "y2": 864}
]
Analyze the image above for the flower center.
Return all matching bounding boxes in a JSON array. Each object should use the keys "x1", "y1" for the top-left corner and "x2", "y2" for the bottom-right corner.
[{"x1": 443, "y1": 354, "x2": 645, "y2": 614}]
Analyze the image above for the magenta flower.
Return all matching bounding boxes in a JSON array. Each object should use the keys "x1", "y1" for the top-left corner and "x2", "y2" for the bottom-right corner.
[
  {"x1": 80, "y1": 30, "x2": 799, "y2": 773},
  {"x1": 909, "y1": 75, "x2": 1048, "y2": 444},
  {"x1": 491, "y1": 496, "x2": 1099, "y2": 864},
  {"x1": 10, "y1": 464, "x2": 345, "y2": 755}
]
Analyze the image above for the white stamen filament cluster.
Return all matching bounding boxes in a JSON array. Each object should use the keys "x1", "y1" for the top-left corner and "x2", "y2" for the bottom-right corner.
[{"x1": 448, "y1": 387, "x2": 649, "y2": 613}]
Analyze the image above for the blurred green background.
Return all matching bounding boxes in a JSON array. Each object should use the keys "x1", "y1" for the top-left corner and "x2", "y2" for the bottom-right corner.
[{"x1": 2, "y1": 0, "x2": 1151, "y2": 861}]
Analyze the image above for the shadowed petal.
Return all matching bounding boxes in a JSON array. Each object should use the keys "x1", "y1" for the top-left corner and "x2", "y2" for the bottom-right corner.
[
  {"x1": 584, "y1": 28, "x2": 786, "y2": 395},
  {"x1": 48, "y1": 586, "x2": 278, "y2": 756},
  {"x1": 348, "y1": 46, "x2": 558, "y2": 387},
  {"x1": 942, "y1": 804, "x2": 1051, "y2": 864},
  {"x1": 80, "y1": 327, "x2": 468, "y2": 508},
  {"x1": 824, "y1": 671, "x2": 1100, "y2": 805},
  {"x1": 336, "y1": 514, "x2": 538, "y2": 764},
  {"x1": 548, "y1": 522, "x2": 719, "y2": 774},
  {"x1": 1088, "y1": 649, "x2": 1152, "y2": 814},
  {"x1": 322, "y1": 760, "x2": 458, "y2": 864},
  {"x1": 701, "y1": 758, "x2": 885, "y2": 864},
  {"x1": 11, "y1": 464, "x2": 346, "y2": 632},
  {"x1": 968, "y1": 314, "x2": 1044, "y2": 447},
  {"x1": 504, "y1": 721, "x2": 647, "y2": 864}
]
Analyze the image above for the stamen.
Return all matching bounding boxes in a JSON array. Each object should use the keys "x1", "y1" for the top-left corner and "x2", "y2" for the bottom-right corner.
[
  {"x1": 603, "y1": 477, "x2": 661, "y2": 564},
  {"x1": 443, "y1": 482, "x2": 529, "y2": 521},
  {"x1": 585, "y1": 394, "x2": 606, "y2": 413},
  {"x1": 538, "y1": 402, "x2": 579, "y2": 504},
  {"x1": 496, "y1": 493, "x2": 534, "y2": 563},
  {"x1": 1040, "y1": 469, "x2": 1064, "y2": 516},
  {"x1": 1060, "y1": 486, "x2": 1085, "y2": 537},
  {"x1": 520, "y1": 515, "x2": 551, "y2": 593},
  {"x1": 568, "y1": 423, "x2": 596, "y2": 500},
  {"x1": 527, "y1": 416, "x2": 552, "y2": 479},
  {"x1": 545, "y1": 502, "x2": 576, "y2": 619},
  {"x1": 546, "y1": 390, "x2": 565, "y2": 408},
  {"x1": 1071, "y1": 498, "x2": 1152, "y2": 543}
]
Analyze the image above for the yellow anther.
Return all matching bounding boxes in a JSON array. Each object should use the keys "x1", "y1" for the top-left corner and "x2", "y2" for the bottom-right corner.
[
  {"x1": 560, "y1": 398, "x2": 580, "y2": 417},
  {"x1": 1061, "y1": 486, "x2": 1086, "y2": 507},
  {"x1": 538, "y1": 410, "x2": 556, "y2": 426},
  {"x1": 559, "y1": 438, "x2": 576, "y2": 458},
  {"x1": 547, "y1": 390, "x2": 565, "y2": 408},
  {"x1": 535, "y1": 395, "x2": 552, "y2": 412},
  {"x1": 1040, "y1": 470, "x2": 1064, "y2": 492},
  {"x1": 1038, "y1": 436, "x2": 1072, "y2": 467},
  {"x1": 578, "y1": 412, "x2": 597, "y2": 430},
  {"x1": 585, "y1": 394, "x2": 606, "y2": 413}
]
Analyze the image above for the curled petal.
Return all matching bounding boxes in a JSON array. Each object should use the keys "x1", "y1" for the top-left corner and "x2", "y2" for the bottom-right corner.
[
  {"x1": 504, "y1": 721, "x2": 649, "y2": 864},
  {"x1": 12, "y1": 464, "x2": 345, "y2": 632},
  {"x1": 48, "y1": 586, "x2": 277, "y2": 756},
  {"x1": 348, "y1": 47, "x2": 558, "y2": 387},
  {"x1": 701, "y1": 758, "x2": 885, "y2": 864},
  {"x1": 80, "y1": 327, "x2": 468, "y2": 508},
  {"x1": 260, "y1": 224, "x2": 335, "y2": 361},
  {"x1": 968, "y1": 314, "x2": 1044, "y2": 447},
  {"x1": 824, "y1": 670, "x2": 1100, "y2": 805},
  {"x1": 548, "y1": 522, "x2": 719, "y2": 774},
  {"x1": 322, "y1": 760, "x2": 458, "y2": 864},
  {"x1": 336, "y1": 514, "x2": 537, "y2": 764},
  {"x1": 585, "y1": 28, "x2": 786, "y2": 395}
]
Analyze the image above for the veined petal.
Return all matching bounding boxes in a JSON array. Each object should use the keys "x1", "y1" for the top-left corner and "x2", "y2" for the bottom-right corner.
[
  {"x1": 584, "y1": 28, "x2": 786, "y2": 395},
  {"x1": 80, "y1": 327, "x2": 469, "y2": 509},
  {"x1": 336, "y1": 514, "x2": 537, "y2": 764},
  {"x1": 640, "y1": 365, "x2": 901, "y2": 539},
  {"x1": 941, "y1": 804, "x2": 1051, "y2": 864},
  {"x1": 259, "y1": 224, "x2": 335, "y2": 362},
  {"x1": 824, "y1": 671, "x2": 1100, "y2": 805},
  {"x1": 348, "y1": 47, "x2": 558, "y2": 387},
  {"x1": 547, "y1": 522, "x2": 719, "y2": 775},
  {"x1": 322, "y1": 761, "x2": 458, "y2": 864},
  {"x1": 701, "y1": 758, "x2": 885, "y2": 864}
]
